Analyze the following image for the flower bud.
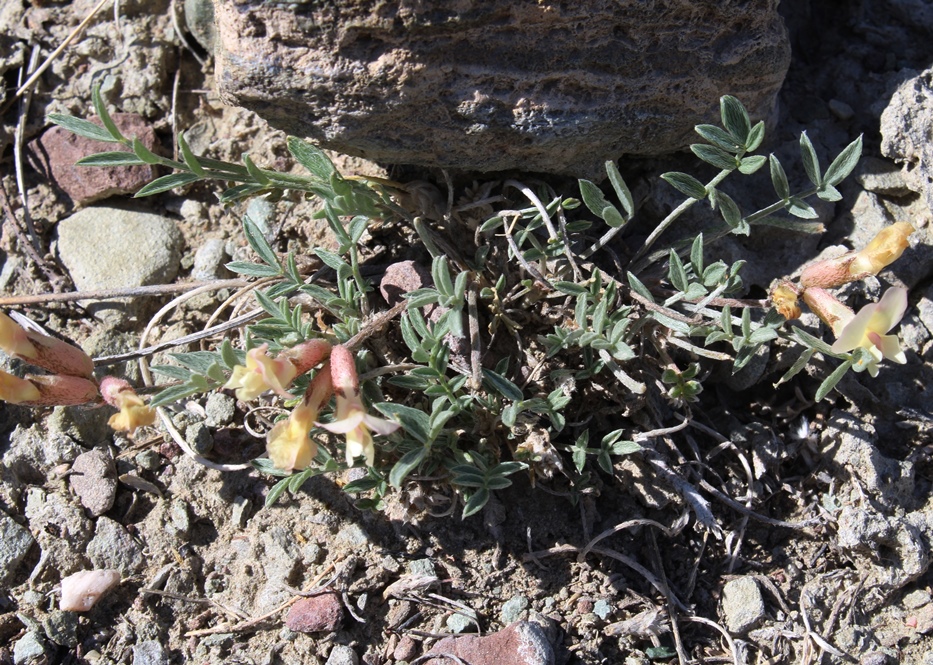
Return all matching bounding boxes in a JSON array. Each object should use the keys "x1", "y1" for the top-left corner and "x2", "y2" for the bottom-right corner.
[
  {"x1": 0, "y1": 311, "x2": 95, "y2": 378},
  {"x1": 22, "y1": 374, "x2": 100, "y2": 407}
]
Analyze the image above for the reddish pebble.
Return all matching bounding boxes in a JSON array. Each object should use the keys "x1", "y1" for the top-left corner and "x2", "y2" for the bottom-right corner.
[
  {"x1": 285, "y1": 592, "x2": 344, "y2": 633},
  {"x1": 422, "y1": 621, "x2": 554, "y2": 665},
  {"x1": 30, "y1": 114, "x2": 159, "y2": 206}
]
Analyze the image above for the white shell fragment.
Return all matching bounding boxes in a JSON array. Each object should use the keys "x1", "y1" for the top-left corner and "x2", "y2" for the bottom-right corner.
[{"x1": 60, "y1": 569, "x2": 121, "y2": 612}]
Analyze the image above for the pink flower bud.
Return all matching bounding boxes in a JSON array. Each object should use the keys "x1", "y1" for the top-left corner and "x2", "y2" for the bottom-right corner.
[
  {"x1": 22, "y1": 374, "x2": 100, "y2": 407},
  {"x1": 801, "y1": 288, "x2": 854, "y2": 337},
  {"x1": 0, "y1": 311, "x2": 95, "y2": 378}
]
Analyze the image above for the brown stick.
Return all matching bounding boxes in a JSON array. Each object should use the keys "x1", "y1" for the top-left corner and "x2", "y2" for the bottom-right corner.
[{"x1": 0, "y1": 279, "x2": 249, "y2": 307}]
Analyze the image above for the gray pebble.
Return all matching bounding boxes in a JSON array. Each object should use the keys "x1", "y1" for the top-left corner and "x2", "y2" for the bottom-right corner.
[
  {"x1": 132, "y1": 640, "x2": 169, "y2": 665},
  {"x1": 593, "y1": 599, "x2": 612, "y2": 620},
  {"x1": 42, "y1": 610, "x2": 79, "y2": 648},
  {"x1": 69, "y1": 448, "x2": 117, "y2": 516},
  {"x1": 407, "y1": 558, "x2": 435, "y2": 577},
  {"x1": 231, "y1": 496, "x2": 251, "y2": 529},
  {"x1": 500, "y1": 595, "x2": 530, "y2": 624},
  {"x1": 246, "y1": 198, "x2": 275, "y2": 236},
  {"x1": 87, "y1": 517, "x2": 144, "y2": 576},
  {"x1": 0, "y1": 508, "x2": 35, "y2": 586},
  {"x1": 56, "y1": 206, "x2": 183, "y2": 325},
  {"x1": 446, "y1": 612, "x2": 476, "y2": 633},
  {"x1": 135, "y1": 450, "x2": 162, "y2": 472},
  {"x1": 721, "y1": 577, "x2": 765, "y2": 633},
  {"x1": 185, "y1": 422, "x2": 213, "y2": 455},
  {"x1": 170, "y1": 499, "x2": 191, "y2": 537},
  {"x1": 336, "y1": 523, "x2": 370, "y2": 549},
  {"x1": 192, "y1": 238, "x2": 231, "y2": 281},
  {"x1": 205, "y1": 393, "x2": 235, "y2": 427},
  {"x1": 13, "y1": 631, "x2": 48, "y2": 665},
  {"x1": 325, "y1": 644, "x2": 359, "y2": 665}
]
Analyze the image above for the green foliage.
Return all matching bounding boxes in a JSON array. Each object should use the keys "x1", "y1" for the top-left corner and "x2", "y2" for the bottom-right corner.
[{"x1": 48, "y1": 86, "x2": 880, "y2": 518}]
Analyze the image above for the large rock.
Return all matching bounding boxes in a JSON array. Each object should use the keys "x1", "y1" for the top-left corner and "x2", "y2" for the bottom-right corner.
[{"x1": 214, "y1": 1, "x2": 790, "y2": 175}]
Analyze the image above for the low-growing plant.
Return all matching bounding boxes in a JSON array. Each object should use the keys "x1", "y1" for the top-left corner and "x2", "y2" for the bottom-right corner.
[{"x1": 0, "y1": 85, "x2": 915, "y2": 518}]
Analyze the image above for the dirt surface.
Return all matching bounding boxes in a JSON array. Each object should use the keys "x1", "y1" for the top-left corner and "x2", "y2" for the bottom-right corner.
[{"x1": 1, "y1": 1, "x2": 933, "y2": 664}]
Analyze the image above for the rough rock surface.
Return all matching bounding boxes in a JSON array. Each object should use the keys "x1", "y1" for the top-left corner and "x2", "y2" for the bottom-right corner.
[
  {"x1": 29, "y1": 114, "x2": 158, "y2": 207},
  {"x1": 56, "y1": 206, "x2": 183, "y2": 324},
  {"x1": 881, "y1": 68, "x2": 933, "y2": 215},
  {"x1": 0, "y1": 508, "x2": 34, "y2": 587},
  {"x1": 214, "y1": 0, "x2": 790, "y2": 175}
]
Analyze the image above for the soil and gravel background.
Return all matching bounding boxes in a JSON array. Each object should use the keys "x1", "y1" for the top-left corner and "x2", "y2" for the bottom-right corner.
[{"x1": 1, "y1": 1, "x2": 933, "y2": 664}]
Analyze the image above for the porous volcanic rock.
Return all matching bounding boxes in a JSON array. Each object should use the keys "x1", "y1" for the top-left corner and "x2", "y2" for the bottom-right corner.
[{"x1": 214, "y1": 0, "x2": 790, "y2": 176}]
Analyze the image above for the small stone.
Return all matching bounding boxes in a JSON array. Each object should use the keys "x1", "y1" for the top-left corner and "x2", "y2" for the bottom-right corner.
[
  {"x1": 178, "y1": 199, "x2": 206, "y2": 224},
  {"x1": 245, "y1": 198, "x2": 275, "y2": 235},
  {"x1": 407, "y1": 558, "x2": 435, "y2": 577},
  {"x1": 423, "y1": 621, "x2": 554, "y2": 665},
  {"x1": 185, "y1": 422, "x2": 214, "y2": 455},
  {"x1": 501, "y1": 595, "x2": 530, "y2": 624},
  {"x1": 192, "y1": 239, "x2": 232, "y2": 281},
  {"x1": 231, "y1": 496, "x2": 251, "y2": 529},
  {"x1": 828, "y1": 98, "x2": 855, "y2": 121},
  {"x1": 285, "y1": 592, "x2": 344, "y2": 633},
  {"x1": 29, "y1": 114, "x2": 158, "y2": 206},
  {"x1": 446, "y1": 612, "x2": 476, "y2": 634},
  {"x1": 904, "y1": 589, "x2": 933, "y2": 610},
  {"x1": 56, "y1": 206, "x2": 183, "y2": 325},
  {"x1": 69, "y1": 448, "x2": 117, "y2": 516},
  {"x1": 0, "y1": 509, "x2": 35, "y2": 586},
  {"x1": 915, "y1": 604, "x2": 933, "y2": 634},
  {"x1": 593, "y1": 599, "x2": 612, "y2": 621},
  {"x1": 721, "y1": 577, "x2": 765, "y2": 634},
  {"x1": 42, "y1": 610, "x2": 79, "y2": 647},
  {"x1": 394, "y1": 635, "x2": 418, "y2": 661},
  {"x1": 13, "y1": 631, "x2": 48, "y2": 665},
  {"x1": 170, "y1": 499, "x2": 191, "y2": 537},
  {"x1": 86, "y1": 517, "x2": 145, "y2": 576},
  {"x1": 132, "y1": 640, "x2": 169, "y2": 665},
  {"x1": 381, "y1": 554, "x2": 401, "y2": 574},
  {"x1": 336, "y1": 523, "x2": 370, "y2": 549},
  {"x1": 205, "y1": 393, "x2": 235, "y2": 427},
  {"x1": 380, "y1": 261, "x2": 432, "y2": 306},
  {"x1": 184, "y1": 0, "x2": 216, "y2": 52},
  {"x1": 857, "y1": 158, "x2": 912, "y2": 196},
  {"x1": 135, "y1": 450, "x2": 162, "y2": 472},
  {"x1": 325, "y1": 644, "x2": 359, "y2": 665}
]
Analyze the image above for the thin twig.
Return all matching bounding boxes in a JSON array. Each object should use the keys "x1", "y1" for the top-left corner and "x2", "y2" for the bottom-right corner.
[
  {"x1": 467, "y1": 283, "x2": 482, "y2": 392},
  {"x1": 501, "y1": 213, "x2": 553, "y2": 289},
  {"x1": 0, "y1": 279, "x2": 249, "y2": 307}
]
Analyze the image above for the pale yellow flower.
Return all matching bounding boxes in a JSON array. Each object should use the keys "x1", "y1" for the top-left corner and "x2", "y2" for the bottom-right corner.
[
  {"x1": 831, "y1": 287, "x2": 908, "y2": 377},
  {"x1": 318, "y1": 345, "x2": 399, "y2": 467},
  {"x1": 771, "y1": 282, "x2": 801, "y2": 320},
  {"x1": 266, "y1": 366, "x2": 334, "y2": 471},
  {"x1": 100, "y1": 377, "x2": 156, "y2": 433},
  {"x1": 0, "y1": 370, "x2": 41, "y2": 404},
  {"x1": 224, "y1": 344, "x2": 298, "y2": 401}
]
